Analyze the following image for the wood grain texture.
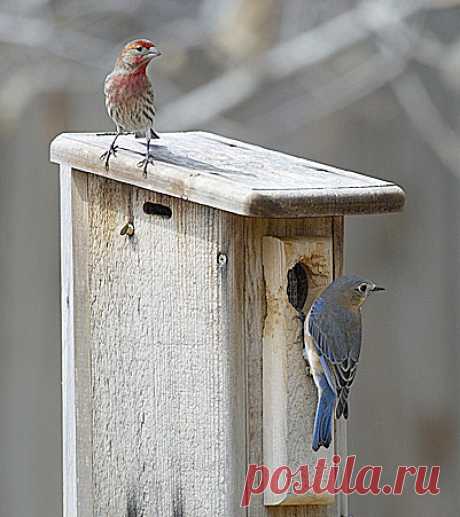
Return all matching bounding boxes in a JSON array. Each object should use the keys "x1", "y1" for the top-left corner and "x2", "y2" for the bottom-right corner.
[
  {"x1": 241, "y1": 217, "x2": 340, "y2": 517},
  {"x1": 60, "y1": 166, "x2": 93, "y2": 517},
  {"x1": 262, "y1": 236, "x2": 335, "y2": 506},
  {"x1": 50, "y1": 131, "x2": 405, "y2": 218},
  {"x1": 85, "y1": 175, "x2": 246, "y2": 516},
  {"x1": 61, "y1": 168, "x2": 347, "y2": 516}
]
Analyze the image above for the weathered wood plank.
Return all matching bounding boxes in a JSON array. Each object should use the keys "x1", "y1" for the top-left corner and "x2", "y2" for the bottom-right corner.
[
  {"x1": 60, "y1": 166, "x2": 93, "y2": 517},
  {"x1": 262, "y1": 236, "x2": 335, "y2": 506},
  {"x1": 242, "y1": 217, "x2": 339, "y2": 517},
  {"x1": 86, "y1": 176, "x2": 247, "y2": 516},
  {"x1": 50, "y1": 132, "x2": 405, "y2": 218}
]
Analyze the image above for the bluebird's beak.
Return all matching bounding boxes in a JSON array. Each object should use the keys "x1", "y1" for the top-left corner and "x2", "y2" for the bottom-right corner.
[{"x1": 371, "y1": 285, "x2": 385, "y2": 292}]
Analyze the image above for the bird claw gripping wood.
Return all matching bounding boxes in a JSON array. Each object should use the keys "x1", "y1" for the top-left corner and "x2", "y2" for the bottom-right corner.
[
  {"x1": 302, "y1": 346, "x2": 313, "y2": 377},
  {"x1": 100, "y1": 144, "x2": 119, "y2": 171},
  {"x1": 297, "y1": 311, "x2": 313, "y2": 376},
  {"x1": 137, "y1": 154, "x2": 155, "y2": 177}
]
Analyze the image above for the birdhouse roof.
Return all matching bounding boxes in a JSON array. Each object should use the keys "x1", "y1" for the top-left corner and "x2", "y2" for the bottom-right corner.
[{"x1": 50, "y1": 131, "x2": 405, "y2": 218}]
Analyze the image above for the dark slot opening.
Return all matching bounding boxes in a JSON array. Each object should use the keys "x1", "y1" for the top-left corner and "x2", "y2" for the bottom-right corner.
[
  {"x1": 143, "y1": 202, "x2": 172, "y2": 218},
  {"x1": 287, "y1": 262, "x2": 309, "y2": 313}
]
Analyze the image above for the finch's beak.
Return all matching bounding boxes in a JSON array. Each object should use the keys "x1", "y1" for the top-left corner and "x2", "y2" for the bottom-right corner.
[
  {"x1": 371, "y1": 285, "x2": 385, "y2": 292},
  {"x1": 148, "y1": 48, "x2": 162, "y2": 58}
]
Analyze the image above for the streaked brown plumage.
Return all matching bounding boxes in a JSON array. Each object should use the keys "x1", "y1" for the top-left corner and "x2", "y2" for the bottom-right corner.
[{"x1": 101, "y1": 39, "x2": 161, "y2": 176}]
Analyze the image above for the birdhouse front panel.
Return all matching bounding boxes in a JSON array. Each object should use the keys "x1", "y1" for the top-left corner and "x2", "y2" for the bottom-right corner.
[{"x1": 70, "y1": 171, "x2": 249, "y2": 516}]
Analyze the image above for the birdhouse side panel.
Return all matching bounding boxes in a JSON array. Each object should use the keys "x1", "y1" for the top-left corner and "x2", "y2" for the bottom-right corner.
[{"x1": 242, "y1": 216, "x2": 344, "y2": 517}]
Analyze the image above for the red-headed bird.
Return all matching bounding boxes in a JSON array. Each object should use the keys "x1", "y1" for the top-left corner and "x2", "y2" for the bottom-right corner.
[{"x1": 101, "y1": 39, "x2": 161, "y2": 176}]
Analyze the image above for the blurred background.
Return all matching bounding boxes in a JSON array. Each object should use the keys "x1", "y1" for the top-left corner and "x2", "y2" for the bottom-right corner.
[{"x1": 0, "y1": 0, "x2": 459, "y2": 515}]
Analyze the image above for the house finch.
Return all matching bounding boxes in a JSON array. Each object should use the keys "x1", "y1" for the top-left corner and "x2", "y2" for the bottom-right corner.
[{"x1": 101, "y1": 39, "x2": 161, "y2": 176}]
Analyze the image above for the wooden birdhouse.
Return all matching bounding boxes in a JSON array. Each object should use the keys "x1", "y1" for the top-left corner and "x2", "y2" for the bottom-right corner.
[{"x1": 50, "y1": 132, "x2": 405, "y2": 517}]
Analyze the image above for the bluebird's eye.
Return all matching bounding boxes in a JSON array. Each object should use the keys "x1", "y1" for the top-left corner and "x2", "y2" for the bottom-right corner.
[
  {"x1": 136, "y1": 46, "x2": 143, "y2": 52},
  {"x1": 358, "y1": 284, "x2": 367, "y2": 294}
]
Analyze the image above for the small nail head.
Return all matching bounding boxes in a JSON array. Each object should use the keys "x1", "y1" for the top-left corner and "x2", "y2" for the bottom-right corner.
[
  {"x1": 120, "y1": 222, "x2": 135, "y2": 237},
  {"x1": 217, "y1": 253, "x2": 228, "y2": 267}
]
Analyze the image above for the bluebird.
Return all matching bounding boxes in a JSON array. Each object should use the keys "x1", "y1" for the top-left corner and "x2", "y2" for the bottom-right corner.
[{"x1": 304, "y1": 275, "x2": 384, "y2": 451}]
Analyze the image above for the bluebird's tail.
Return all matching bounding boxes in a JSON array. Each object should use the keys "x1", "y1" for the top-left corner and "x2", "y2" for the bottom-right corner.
[{"x1": 312, "y1": 374, "x2": 336, "y2": 451}]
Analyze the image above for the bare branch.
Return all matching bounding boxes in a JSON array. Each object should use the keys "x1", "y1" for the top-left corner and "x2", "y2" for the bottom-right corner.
[
  {"x1": 0, "y1": 12, "x2": 114, "y2": 68},
  {"x1": 160, "y1": 0, "x2": 435, "y2": 130},
  {"x1": 392, "y1": 72, "x2": 460, "y2": 177},
  {"x1": 254, "y1": 52, "x2": 408, "y2": 144}
]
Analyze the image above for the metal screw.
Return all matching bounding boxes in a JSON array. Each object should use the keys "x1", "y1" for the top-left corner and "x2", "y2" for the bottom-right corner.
[
  {"x1": 120, "y1": 222, "x2": 135, "y2": 237},
  {"x1": 217, "y1": 252, "x2": 228, "y2": 268}
]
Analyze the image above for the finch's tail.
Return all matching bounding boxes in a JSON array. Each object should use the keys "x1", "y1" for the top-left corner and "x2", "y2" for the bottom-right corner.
[{"x1": 312, "y1": 373, "x2": 336, "y2": 451}]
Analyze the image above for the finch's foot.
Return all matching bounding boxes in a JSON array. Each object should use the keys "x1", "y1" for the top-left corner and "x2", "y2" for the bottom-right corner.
[
  {"x1": 137, "y1": 154, "x2": 155, "y2": 177},
  {"x1": 100, "y1": 145, "x2": 119, "y2": 171}
]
